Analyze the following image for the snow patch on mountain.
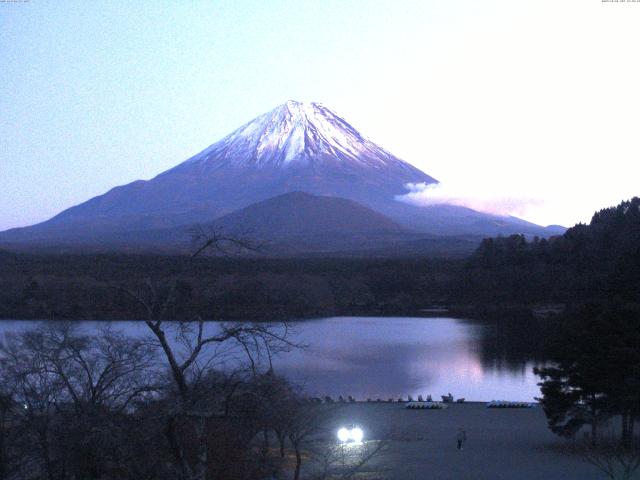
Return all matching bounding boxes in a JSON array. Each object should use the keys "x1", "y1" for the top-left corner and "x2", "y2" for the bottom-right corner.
[{"x1": 178, "y1": 100, "x2": 406, "y2": 171}]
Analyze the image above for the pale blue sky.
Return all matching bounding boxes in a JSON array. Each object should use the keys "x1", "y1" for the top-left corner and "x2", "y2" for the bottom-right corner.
[{"x1": 2, "y1": 0, "x2": 639, "y2": 230}]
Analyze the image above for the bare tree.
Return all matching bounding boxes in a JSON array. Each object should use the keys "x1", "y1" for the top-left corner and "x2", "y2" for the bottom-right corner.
[
  {"x1": 273, "y1": 398, "x2": 388, "y2": 480},
  {"x1": 309, "y1": 440, "x2": 389, "y2": 480},
  {"x1": 8, "y1": 323, "x2": 157, "y2": 413},
  {"x1": 263, "y1": 376, "x2": 298, "y2": 459},
  {"x1": 0, "y1": 391, "x2": 16, "y2": 480},
  {"x1": 117, "y1": 227, "x2": 295, "y2": 480},
  {"x1": 188, "y1": 224, "x2": 264, "y2": 259},
  {"x1": 287, "y1": 403, "x2": 331, "y2": 480},
  {"x1": 0, "y1": 322, "x2": 159, "y2": 480}
]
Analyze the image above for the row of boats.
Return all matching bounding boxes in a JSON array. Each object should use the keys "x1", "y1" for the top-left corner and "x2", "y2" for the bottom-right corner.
[{"x1": 405, "y1": 400, "x2": 535, "y2": 409}]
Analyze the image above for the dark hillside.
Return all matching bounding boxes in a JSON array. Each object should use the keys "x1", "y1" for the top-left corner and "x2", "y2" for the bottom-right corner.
[{"x1": 459, "y1": 197, "x2": 640, "y2": 307}]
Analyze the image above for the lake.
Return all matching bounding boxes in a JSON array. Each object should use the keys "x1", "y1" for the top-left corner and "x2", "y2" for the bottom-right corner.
[{"x1": 0, "y1": 316, "x2": 544, "y2": 402}]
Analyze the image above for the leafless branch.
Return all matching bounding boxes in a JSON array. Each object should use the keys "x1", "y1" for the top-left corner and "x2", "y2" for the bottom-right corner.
[{"x1": 189, "y1": 224, "x2": 265, "y2": 259}]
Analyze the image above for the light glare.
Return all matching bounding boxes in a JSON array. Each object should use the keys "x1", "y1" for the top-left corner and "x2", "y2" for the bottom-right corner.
[
  {"x1": 338, "y1": 426, "x2": 364, "y2": 444},
  {"x1": 351, "y1": 427, "x2": 363, "y2": 443},
  {"x1": 337, "y1": 427, "x2": 350, "y2": 442}
]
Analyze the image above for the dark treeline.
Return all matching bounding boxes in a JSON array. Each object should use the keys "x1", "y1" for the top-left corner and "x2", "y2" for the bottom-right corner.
[
  {"x1": 0, "y1": 254, "x2": 461, "y2": 321},
  {"x1": 459, "y1": 197, "x2": 640, "y2": 307}
]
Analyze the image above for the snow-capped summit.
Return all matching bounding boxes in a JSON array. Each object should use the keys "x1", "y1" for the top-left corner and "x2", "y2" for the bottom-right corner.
[{"x1": 173, "y1": 100, "x2": 411, "y2": 172}]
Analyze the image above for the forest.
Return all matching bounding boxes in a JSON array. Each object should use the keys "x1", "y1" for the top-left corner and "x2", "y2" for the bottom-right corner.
[
  {"x1": 0, "y1": 254, "x2": 461, "y2": 321},
  {"x1": 1, "y1": 198, "x2": 639, "y2": 321},
  {"x1": 457, "y1": 197, "x2": 640, "y2": 308}
]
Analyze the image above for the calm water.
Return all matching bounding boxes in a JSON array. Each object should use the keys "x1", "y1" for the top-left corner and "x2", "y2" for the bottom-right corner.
[{"x1": 0, "y1": 316, "x2": 544, "y2": 402}]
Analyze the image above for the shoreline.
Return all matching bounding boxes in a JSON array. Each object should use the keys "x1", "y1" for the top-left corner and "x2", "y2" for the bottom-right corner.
[{"x1": 0, "y1": 306, "x2": 544, "y2": 322}]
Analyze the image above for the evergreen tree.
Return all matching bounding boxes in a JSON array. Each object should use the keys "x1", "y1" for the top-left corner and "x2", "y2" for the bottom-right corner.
[{"x1": 535, "y1": 303, "x2": 640, "y2": 446}]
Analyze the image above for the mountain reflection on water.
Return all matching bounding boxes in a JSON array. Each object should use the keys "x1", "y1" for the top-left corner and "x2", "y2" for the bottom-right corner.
[{"x1": 0, "y1": 316, "x2": 548, "y2": 402}]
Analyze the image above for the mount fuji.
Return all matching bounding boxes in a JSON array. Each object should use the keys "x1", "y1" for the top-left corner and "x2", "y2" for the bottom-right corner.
[{"x1": 0, "y1": 101, "x2": 562, "y2": 253}]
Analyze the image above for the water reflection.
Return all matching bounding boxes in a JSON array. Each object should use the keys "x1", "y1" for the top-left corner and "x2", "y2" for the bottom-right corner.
[
  {"x1": 460, "y1": 314, "x2": 552, "y2": 374},
  {"x1": 0, "y1": 316, "x2": 546, "y2": 402},
  {"x1": 271, "y1": 317, "x2": 544, "y2": 401}
]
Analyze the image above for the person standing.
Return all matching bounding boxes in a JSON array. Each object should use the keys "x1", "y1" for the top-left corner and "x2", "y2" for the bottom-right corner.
[{"x1": 456, "y1": 428, "x2": 467, "y2": 450}]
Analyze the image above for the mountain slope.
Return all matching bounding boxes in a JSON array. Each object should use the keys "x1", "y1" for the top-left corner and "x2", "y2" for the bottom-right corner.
[
  {"x1": 211, "y1": 191, "x2": 405, "y2": 238},
  {"x1": 193, "y1": 192, "x2": 481, "y2": 256},
  {"x1": 203, "y1": 191, "x2": 419, "y2": 254},
  {"x1": 0, "y1": 100, "x2": 561, "y2": 249}
]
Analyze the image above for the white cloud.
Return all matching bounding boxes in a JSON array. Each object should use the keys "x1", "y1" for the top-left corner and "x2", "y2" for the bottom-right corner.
[{"x1": 396, "y1": 181, "x2": 544, "y2": 220}]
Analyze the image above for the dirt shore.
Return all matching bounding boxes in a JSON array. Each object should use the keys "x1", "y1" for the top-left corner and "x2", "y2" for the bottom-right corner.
[{"x1": 309, "y1": 402, "x2": 608, "y2": 479}]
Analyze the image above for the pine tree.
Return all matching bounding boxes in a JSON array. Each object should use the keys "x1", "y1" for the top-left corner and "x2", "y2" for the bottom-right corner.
[{"x1": 535, "y1": 303, "x2": 640, "y2": 446}]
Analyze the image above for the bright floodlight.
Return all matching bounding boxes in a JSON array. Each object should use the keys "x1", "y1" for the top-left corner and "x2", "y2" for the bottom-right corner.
[
  {"x1": 350, "y1": 427, "x2": 363, "y2": 443},
  {"x1": 337, "y1": 428, "x2": 350, "y2": 442},
  {"x1": 338, "y1": 426, "x2": 364, "y2": 444}
]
